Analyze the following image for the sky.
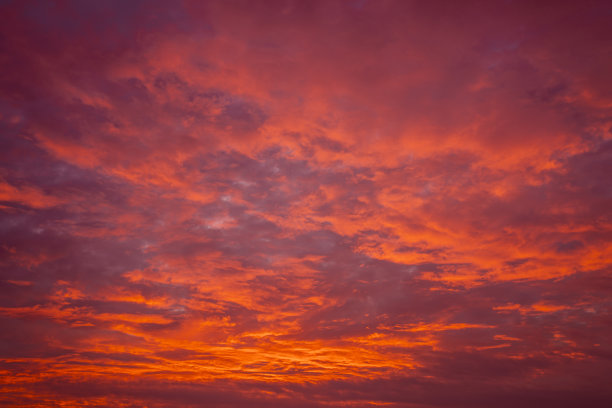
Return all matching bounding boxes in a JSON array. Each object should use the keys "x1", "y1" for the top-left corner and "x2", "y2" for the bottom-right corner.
[{"x1": 0, "y1": 0, "x2": 611, "y2": 407}]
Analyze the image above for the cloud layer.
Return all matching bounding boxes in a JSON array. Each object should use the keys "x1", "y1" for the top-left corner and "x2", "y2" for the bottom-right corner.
[{"x1": 1, "y1": 1, "x2": 611, "y2": 407}]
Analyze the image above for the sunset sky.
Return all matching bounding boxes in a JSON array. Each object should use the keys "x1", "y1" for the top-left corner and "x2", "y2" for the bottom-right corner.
[{"x1": 1, "y1": 1, "x2": 611, "y2": 407}]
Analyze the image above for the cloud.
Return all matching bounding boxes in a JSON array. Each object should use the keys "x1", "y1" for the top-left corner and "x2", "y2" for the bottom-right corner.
[{"x1": 1, "y1": 0, "x2": 611, "y2": 406}]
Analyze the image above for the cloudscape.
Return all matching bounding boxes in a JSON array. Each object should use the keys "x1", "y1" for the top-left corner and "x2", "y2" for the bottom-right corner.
[{"x1": 1, "y1": 1, "x2": 611, "y2": 407}]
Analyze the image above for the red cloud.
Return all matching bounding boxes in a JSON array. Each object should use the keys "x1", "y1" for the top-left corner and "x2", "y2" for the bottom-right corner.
[{"x1": 1, "y1": 0, "x2": 611, "y2": 406}]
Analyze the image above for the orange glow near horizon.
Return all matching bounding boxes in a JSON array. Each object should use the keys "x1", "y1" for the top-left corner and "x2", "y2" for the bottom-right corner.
[{"x1": 1, "y1": 1, "x2": 611, "y2": 407}]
